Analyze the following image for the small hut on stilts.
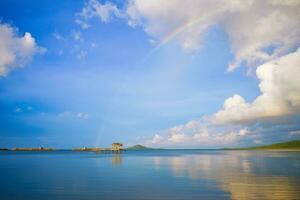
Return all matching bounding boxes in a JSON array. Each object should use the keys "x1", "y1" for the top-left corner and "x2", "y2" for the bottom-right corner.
[{"x1": 111, "y1": 143, "x2": 123, "y2": 153}]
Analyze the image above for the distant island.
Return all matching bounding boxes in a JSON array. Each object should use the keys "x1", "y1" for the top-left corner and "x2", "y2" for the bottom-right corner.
[
  {"x1": 0, "y1": 143, "x2": 124, "y2": 152},
  {"x1": 1, "y1": 140, "x2": 300, "y2": 151},
  {"x1": 126, "y1": 145, "x2": 153, "y2": 150},
  {"x1": 224, "y1": 140, "x2": 300, "y2": 150},
  {"x1": 0, "y1": 147, "x2": 55, "y2": 151}
]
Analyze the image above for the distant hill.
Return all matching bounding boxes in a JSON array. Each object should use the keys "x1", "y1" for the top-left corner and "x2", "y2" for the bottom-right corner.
[
  {"x1": 126, "y1": 145, "x2": 152, "y2": 150},
  {"x1": 226, "y1": 140, "x2": 300, "y2": 150}
]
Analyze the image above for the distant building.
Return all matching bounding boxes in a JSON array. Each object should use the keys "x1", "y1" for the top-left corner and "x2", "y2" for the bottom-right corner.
[{"x1": 111, "y1": 143, "x2": 123, "y2": 151}]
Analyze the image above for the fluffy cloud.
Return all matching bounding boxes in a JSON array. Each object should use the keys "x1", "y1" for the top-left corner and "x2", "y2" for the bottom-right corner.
[
  {"x1": 126, "y1": 0, "x2": 300, "y2": 70},
  {"x1": 215, "y1": 48, "x2": 300, "y2": 124},
  {"x1": 76, "y1": 1, "x2": 300, "y2": 70},
  {"x1": 144, "y1": 118, "x2": 255, "y2": 148},
  {"x1": 0, "y1": 23, "x2": 44, "y2": 76},
  {"x1": 144, "y1": 48, "x2": 300, "y2": 148},
  {"x1": 75, "y1": 1, "x2": 300, "y2": 147},
  {"x1": 76, "y1": 0, "x2": 122, "y2": 29}
]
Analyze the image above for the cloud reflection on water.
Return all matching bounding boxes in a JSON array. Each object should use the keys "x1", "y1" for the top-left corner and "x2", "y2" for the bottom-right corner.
[{"x1": 151, "y1": 151, "x2": 300, "y2": 200}]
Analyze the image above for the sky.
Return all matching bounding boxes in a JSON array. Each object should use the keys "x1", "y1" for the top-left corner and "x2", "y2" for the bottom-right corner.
[{"x1": 0, "y1": 0, "x2": 300, "y2": 149}]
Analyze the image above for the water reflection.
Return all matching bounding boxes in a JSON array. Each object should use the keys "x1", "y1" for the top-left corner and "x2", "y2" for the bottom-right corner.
[
  {"x1": 111, "y1": 154, "x2": 123, "y2": 165},
  {"x1": 152, "y1": 151, "x2": 300, "y2": 200},
  {"x1": 0, "y1": 150, "x2": 299, "y2": 200}
]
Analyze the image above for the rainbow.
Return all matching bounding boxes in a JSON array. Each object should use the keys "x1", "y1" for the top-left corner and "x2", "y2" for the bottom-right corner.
[
  {"x1": 155, "y1": 13, "x2": 210, "y2": 50},
  {"x1": 140, "y1": 14, "x2": 209, "y2": 62},
  {"x1": 157, "y1": 21, "x2": 197, "y2": 49}
]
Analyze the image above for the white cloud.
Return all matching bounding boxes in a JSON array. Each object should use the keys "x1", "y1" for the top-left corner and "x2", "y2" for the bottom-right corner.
[
  {"x1": 143, "y1": 114, "x2": 254, "y2": 148},
  {"x1": 91, "y1": 43, "x2": 96, "y2": 48},
  {"x1": 144, "y1": 121, "x2": 254, "y2": 148},
  {"x1": 0, "y1": 23, "x2": 44, "y2": 76},
  {"x1": 76, "y1": 0, "x2": 122, "y2": 28},
  {"x1": 58, "y1": 111, "x2": 71, "y2": 118},
  {"x1": 73, "y1": 30, "x2": 83, "y2": 42},
  {"x1": 289, "y1": 130, "x2": 300, "y2": 136},
  {"x1": 13, "y1": 106, "x2": 33, "y2": 113},
  {"x1": 151, "y1": 134, "x2": 163, "y2": 144},
  {"x1": 73, "y1": 1, "x2": 300, "y2": 147},
  {"x1": 167, "y1": 127, "x2": 188, "y2": 144},
  {"x1": 52, "y1": 33, "x2": 63, "y2": 40},
  {"x1": 58, "y1": 111, "x2": 90, "y2": 120},
  {"x1": 76, "y1": 112, "x2": 90, "y2": 119},
  {"x1": 125, "y1": 0, "x2": 300, "y2": 70},
  {"x1": 77, "y1": 50, "x2": 87, "y2": 60},
  {"x1": 75, "y1": 19, "x2": 90, "y2": 29},
  {"x1": 254, "y1": 139, "x2": 262, "y2": 144},
  {"x1": 14, "y1": 107, "x2": 22, "y2": 113},
  {"x1": 76, "y1": 1, "x2": 300, "y2": 70},
  {"x1": 143, "y1": 48, "x2": 300, "y2": 148},
  {"x1": 214, "y1": 48, "x2": 300, "y2": 124}
]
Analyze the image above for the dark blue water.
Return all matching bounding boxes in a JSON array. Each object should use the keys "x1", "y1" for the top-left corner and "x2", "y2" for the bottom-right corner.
[{"x1": 0, "y1": 150, "x2": 300, "y2": 200}]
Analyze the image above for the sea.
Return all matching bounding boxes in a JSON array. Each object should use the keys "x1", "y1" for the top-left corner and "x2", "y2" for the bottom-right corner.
[{"x1": 0, "y1": 150, "x2": 300, "y2": 200}]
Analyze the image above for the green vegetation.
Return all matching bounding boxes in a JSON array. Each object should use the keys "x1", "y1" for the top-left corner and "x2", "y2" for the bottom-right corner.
[
  {"x1": 225, "y1": 140, "x2": 300, "y2": 150},
  {"x1": 126, "y1": 145, "x2": 152, "y2": 150},
  {"x1": 0, "y1": 148, "x2": 9, "y2": 151}
]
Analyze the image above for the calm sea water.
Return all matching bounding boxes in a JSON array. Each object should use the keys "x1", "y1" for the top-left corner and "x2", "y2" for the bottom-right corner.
[{"x1": 0, "y1": 150, "x2": 300, "y2": 200}]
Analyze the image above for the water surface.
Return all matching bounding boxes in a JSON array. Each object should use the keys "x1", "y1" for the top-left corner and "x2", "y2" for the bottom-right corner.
[{"x1": 0, "y1": 150, "x2": 300, "y2": 200}]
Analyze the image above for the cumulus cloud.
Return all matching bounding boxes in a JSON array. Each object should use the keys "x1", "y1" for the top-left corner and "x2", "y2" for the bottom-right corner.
[
  {"x1": 125, "y1": 0, "x2": 300, "y2": 70},
  {"x1": 143, "y1": 48, "x2": 300, "y2": 148},
  {"x1": 144, "y1": 113, "x2": 300, "y2": 148},
  {"x1": 76, "y1": 1, "x2": 300, "y2": 70},
  {"x1": 74, "y1": 1, "x2": 300, "y2": 147},
  {"x1": 144, "y1": 118, "x2": 255, "y2": 148},
  {"x1": 0, "y1": 23, "x2": 44, "y2": 76},
  {"x1": 76, "y1": 0, "x2": 122, "y2": 29},
  {"x1": 214, "y1": 48, "x2": 300, "y2": 124}
]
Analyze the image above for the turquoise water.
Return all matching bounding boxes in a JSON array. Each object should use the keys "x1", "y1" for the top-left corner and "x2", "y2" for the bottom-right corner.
[{"x1": 0, "y1": 150, "x2": 300, "y2": 200}]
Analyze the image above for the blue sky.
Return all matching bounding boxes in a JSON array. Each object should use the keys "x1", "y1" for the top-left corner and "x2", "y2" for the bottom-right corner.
[{"x1": 0, "y1": 0, "x2": 300, "y2": 148}]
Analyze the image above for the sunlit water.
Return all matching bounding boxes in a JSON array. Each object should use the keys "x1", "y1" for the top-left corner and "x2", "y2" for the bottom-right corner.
[{"x1": 0, "y1": 150, "x2": 300, "y2": 200}]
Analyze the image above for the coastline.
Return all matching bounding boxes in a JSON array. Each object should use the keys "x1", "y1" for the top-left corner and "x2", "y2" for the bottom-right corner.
[
  {"x1": 222, "y1": 148, "x2": 300, "y2": 152},
  {"x1": 1, "y1": 140, "x2": 300, "y2": 152}
]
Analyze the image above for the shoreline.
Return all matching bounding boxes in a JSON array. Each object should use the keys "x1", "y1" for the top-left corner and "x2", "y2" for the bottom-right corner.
[
  {"x1": 1, "y1": 148, "x2": 300, "y2": 152},
  {"x1": 222, "y1": 148, "x2": 300, "y2": 152},
  {"x1": 1, "y1": 141, "x2": 300, "y2": 152}
]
